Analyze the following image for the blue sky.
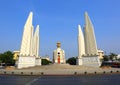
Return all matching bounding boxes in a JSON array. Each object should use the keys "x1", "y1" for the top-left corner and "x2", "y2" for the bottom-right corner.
[{"x1": 0, "y1": 0, "x2": 120, "y2": 59}]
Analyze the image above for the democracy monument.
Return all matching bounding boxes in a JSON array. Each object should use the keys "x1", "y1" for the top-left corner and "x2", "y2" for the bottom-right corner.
[
  {"x1": 1, "y1": 11, "x2": 120, "y2": 76},
  {"x1": 15, "y1": 11, "x2": 100, "y2": 69},
  {"x1": 16, "y1": 12, "x2": 41, "y2": 69},
  {"x1": 77, "y1": 12, "x2": 100, "y2": 67}
]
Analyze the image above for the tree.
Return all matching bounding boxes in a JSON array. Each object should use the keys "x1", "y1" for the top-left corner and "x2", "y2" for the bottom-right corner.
[
  {"x1": 109, "y1": 53, "x2": 117, "y2": 61},
  {"x1": 103, "y1": 55, "x2": 109, "y2": 61},
  {"x1": 42, "y1": 59, "x2": 52, "y2": 65},
  {"x1": 0, "y1": 51, "x2": 15, "y2": 66},
  {"x1": 0, "y1": 54, "x2": 2, "y2": 64},
  {"x1": 66, "y1": 57, "x2": 76, "y2": 65},
  {"x1": 0, "y1": 53, "x2": 2, "y2": 62}
]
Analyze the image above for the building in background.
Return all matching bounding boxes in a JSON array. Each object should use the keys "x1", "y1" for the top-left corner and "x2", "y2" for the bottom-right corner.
[
  {"x1": 98, "y1": 49, "x2": 104, "y2": 60},
  {"x1": 41, "y1": 55, "x2": 50, "y2": 61},
  {"x1": 13, "y1": 51, "x2": 20, "y2": 61}
]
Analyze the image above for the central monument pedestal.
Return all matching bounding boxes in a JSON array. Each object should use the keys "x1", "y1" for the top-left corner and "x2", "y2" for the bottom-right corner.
[
  {"x1": 82, "y1": 55, "x2": 100, "y2": 67},
  {"x1": 53, "y1": 42, "x2": 66, "y2": 64}
]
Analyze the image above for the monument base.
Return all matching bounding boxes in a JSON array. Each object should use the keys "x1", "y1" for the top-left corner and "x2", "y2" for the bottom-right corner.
[
  {"x1": 76, "y1": 57, "x2": 82, "y2": 65},
  {"x1": 82, "y1": 55, "x2": 101, "y2": 67},
  {"x1": 54, "y1": 60, "x2": 66, "y2": 64},
  {"x1": 35, "y1": 57, "x2": 41, "y2": 66},
  {"x1": 17, "y1": 56, "x2": 41, "y2": 69}
]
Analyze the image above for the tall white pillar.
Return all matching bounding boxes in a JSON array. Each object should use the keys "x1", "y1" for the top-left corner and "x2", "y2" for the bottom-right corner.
[
  {"x1": 84, "y1": 12, "x2": 98, "y2": 55},
  {"x1": 33, "y1": 25, "x2": 39, "y2": 58},
  {"x1": 20, "y1": 12, "x2": 33, "y2": 56},
  {"x1": 77, "y1": 25, "x2": 85, "y2": 65}
]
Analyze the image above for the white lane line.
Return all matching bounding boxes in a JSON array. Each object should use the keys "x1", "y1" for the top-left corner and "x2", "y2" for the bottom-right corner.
[{"x1": 25, "y1": 77, "x2": 40, "y2": 85}]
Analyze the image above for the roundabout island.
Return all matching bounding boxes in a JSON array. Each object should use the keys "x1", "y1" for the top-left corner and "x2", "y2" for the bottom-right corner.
[
  {"x1": 2, "y1": 12, "x2": 119, "y2": 76},
  {"x1": 0, "y1": 64, "x2": 120, "y2": 76}
]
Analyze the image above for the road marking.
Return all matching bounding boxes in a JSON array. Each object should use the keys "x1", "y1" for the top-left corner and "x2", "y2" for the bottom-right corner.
[{"x1": 25, "y1": 76, "x2": 40, "y2": 85}]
